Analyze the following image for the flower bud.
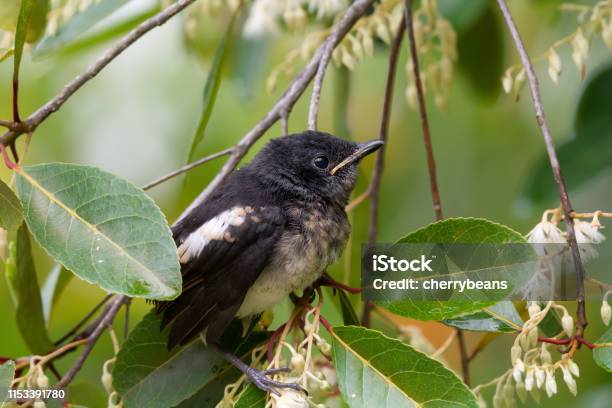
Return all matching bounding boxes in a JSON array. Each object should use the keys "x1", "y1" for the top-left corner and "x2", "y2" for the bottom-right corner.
[
  {"x1": 601, "y1": 300, "x2": 611, "y2": 326},
  {"x1": 515, "y1": 380, "x2": 527, "y2": 403},
  {"x1": 492, "y1": 394, "x2": 504, "y2": 408},
  {"x1": 527, "y1": 328, "x2": 538, "y2": 349},
  {"x1": 512, "y1": 359, "x2": 525, "y2": 383},
  {"x1": 561, "y1": 364, "x2": 577, "y2": 396},
  {"x1": 511, "y1": 345, "x2": 522, "y2": 364},
  {"x1": 524, "y1": 368, "x2": 534, "y2": 391},
  {"x1": 33, "y1": 401, "x2": 46, "y2": 408},
  {"x1": 602, "y1": 21, "x2": 612, "y2": 49},
  {"x1": 567, "y1": 359, "x2": 580, "y2": 377},
  {"x1": 275, "y1": 387, "x2": 309, "y2": 408},
  {"x1": 290, "y1": 353, "x2": 305, "y2": 372},
  {"x1": 502, "y1": 69, "x2": 513, "y2": 94},
  {"x1": 540, "y1": 346, "x2": 552, "y2": 365},
  {"x1": 527, "y1": 302, "x2": 541, "y2": 318},
  {"x1": 562, "y1": 314, "x2": 574, "y2": 338},
  {"x1": 544, "y1": 369, "x2": 557, "y2": 397},
  {"x1": 535, "y1": 367, "x2": 545, "y2": 389}
]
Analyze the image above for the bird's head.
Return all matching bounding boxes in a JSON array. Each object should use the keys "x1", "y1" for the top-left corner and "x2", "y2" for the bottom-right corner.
[{"x1": 251, "y1": 131, "x2": 383, "y2": 205}]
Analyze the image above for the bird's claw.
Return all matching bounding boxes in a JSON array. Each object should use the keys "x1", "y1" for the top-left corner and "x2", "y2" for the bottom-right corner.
[{"x1": 245, "y1": 366, "x2": 306, "y2": 396}]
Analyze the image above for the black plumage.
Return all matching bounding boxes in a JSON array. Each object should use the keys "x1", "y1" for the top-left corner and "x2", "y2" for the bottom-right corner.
[{"x1": 154, "y1": 130, "x2": 382, "y2": 392}]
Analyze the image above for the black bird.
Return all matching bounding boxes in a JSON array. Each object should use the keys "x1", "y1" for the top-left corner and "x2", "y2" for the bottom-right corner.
[{"x1": 156, "y1": 130, "x2": 383, "y2": 394}]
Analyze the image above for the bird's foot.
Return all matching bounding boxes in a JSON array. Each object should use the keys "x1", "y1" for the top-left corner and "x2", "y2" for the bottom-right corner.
[
  {"x1": 245, "y1": 366, "x2": 306, "y2": 396},
  {"x1": 316, "y1": 272, "x2": 362, "y2": 294}
]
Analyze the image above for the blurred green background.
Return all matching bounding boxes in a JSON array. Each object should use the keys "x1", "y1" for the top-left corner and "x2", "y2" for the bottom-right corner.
[{"x1": 0, "y1": 0, "x2": 610, "y2": 406}]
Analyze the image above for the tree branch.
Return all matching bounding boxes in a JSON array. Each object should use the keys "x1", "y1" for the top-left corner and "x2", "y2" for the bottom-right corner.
[
  {"x1": 0, "y1": 0, "x2": 199, "y2": 147},
  {"x1": 496, "y1": 0, "x2": 587, "y2": 333},
  {"x1": 404, "y1": 0, "x2": 443, "y2": 221},
  {"x1": 55, "y1": 295, "x2": 127, "y2": 388},
  {"x1": 141, "y1": 147, "x2": 234, "y2": 191},
  {"x1": 177, "y1": 0, "x2": 374, "y2": 222},
  {"x1": 360, "y1": 16, "x2": 405, "y2": 328}
]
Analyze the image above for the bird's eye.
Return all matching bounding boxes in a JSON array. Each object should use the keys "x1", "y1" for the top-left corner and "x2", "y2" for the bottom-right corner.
[{"x1": 313, "y1": 156, "x2": 330, "y2": 169}]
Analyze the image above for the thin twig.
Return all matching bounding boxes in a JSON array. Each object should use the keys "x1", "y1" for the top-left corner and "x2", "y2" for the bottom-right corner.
[
  {"x1": 456, "y1": 329, "x2": 470, "y2": 386},
  {"x1": 496, "y1": 0, "x2": 587, "y2": 334},
  {"x1": 55, "y1": 295, "x2": 127, "y2": 388},
  {"x1": 0, "y1": 119, "x2": 13, "y2": 128},
  {"x1": 177, "y1": 0, "x2": 374, "y2": 222},
  {"x1": 53, "y1": 294, "x2": 113, "y2": 346},
  {"x1": 432, "y1": 330, "x2": 457, "y2": 359},
  {"x1": 360, "y1": 16, "x2": 406, "y2": 327},
  {"x1": 0, "y1": 0, "x2": 199, "y2": 148},
  {"x1": 368, "y1": 15, "x2": 405, "y2": 244},
  {"x1": 141, "y1": 147, "x2": 233, "y2": 191},
  {"x1": 404, "y1": 0, "x2": 443, "y2": 221}
]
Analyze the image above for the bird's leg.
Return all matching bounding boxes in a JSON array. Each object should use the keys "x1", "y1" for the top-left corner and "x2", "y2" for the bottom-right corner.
[
  {"x1": 316, "y1": 272, "x2": 362, "y2": 294},
  {"x1": 212, "y1": 344, "x2": 305, "y2": 396}
]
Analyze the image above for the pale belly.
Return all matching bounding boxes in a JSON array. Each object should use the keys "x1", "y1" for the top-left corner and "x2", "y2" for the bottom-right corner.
[{"x1": 236, "y1": 204, "x2": 350, "y2": 318}]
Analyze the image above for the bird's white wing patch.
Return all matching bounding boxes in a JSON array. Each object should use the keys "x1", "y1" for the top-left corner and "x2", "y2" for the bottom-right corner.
[{"x1": 177, "y1": 206, "x2": 249, "y2": 263}]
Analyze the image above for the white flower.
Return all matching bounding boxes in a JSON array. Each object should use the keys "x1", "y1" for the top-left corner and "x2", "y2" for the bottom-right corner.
[
  {"x1": 534, "y1": 366, "x2": 545, "y2": 389},
  {"x1": 527, "y1": 221, "x2": 565, "y2": 244},
  {"x1": 540, "y1": 345, "x2": 552, "y2": 365},
  {"x1": 574, "y1": 220, "x2": 606, "y2": 244},
  {"x1": 524, "y1": 368, "x2": 534, "y2": 391},
  {"x1": 512, "y1": 358, "x2": 525, "y2": 382},
  {"x1": 544, "y1": 369, "x2": 557, "y2": 397},
  {"x1": 561, "y1": 365, "x2": 577, "y2": 396},
  {"x1": 528, "y1": 302, "x2": 541, "y2": 318},
  {"x1": 601, "y1": 300, "x2": 611, "y2": 326},
  {"x1": 274, "y1": 388, "x2": 309, "y2": 408},
  {"x1": 567, "y1": 359, "x2": 580, "y2": 377},
  {"x1": 562, "y1": 314, "x2": 574, "y2": 338},
  {"x1": 244, "y1": 0, "x2": 282, "y2": 38}
]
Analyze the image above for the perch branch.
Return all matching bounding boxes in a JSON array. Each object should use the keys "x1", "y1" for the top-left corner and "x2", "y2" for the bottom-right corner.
[
  {"x1": 0, "y1": 0, "x2": 199, "y2": 147},
  {"x1": 177, "y1": 0, "x2": 374, "y2": 221},
  {"x1": 496, "y1": 0, "x2": 588, "y2": 334},
  {"x1": 141, "y1": 147, "x2": 234, "y2": 191}
]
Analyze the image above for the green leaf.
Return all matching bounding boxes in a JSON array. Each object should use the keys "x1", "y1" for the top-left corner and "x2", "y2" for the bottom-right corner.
[
  {"x1": 41, "y1": 263, "x2": 73, "y2": 322},
  {"x1": 338, "y1": 289, "x2": 360, "y2": 326},
  {"x1": 67, "y1": 381, "x2": 108, "y2": 408},
  {"x1": 593, "y1": 327, "x2": 612, "y2": 372},
  {"x1": 113, "y1": 312, "x2": 266, "y2": 408},
  {"x1": 233, "y1": 384, "x2": 266, "y2": 408},
  {"x1": 2, "y1": 0, "x2": 47, "y2": 43},
  {"x1": 4, "y1": 224, "x2": 53, "y2": 354},
  {"x1": 379, "y1": 218, "x2": 528, "y2": 321},
  {"x1": 444, "y1": 301, "x2": 523, "y2": 332},
  {"x1": 33, "y1": 0, "x2": 133, "y2": 56},
  {"x1": 525, "y1": 64, "x2": 612, "y2": 205},
  {"x1": 186, "y1": 12, "x2": 238, "y2": 162},
  {"x1": 0, "y1": 361, "x2": 15, "y2": 404},
  {"x1": 15, "y1": 163, "x2": 181, "y2": 300},
  {"x1": 332, "y1": 326, "x2": 478, "y2": 407},
  {"x1": 457, "y1": 5, "x2": 503, "y2": 101},
  {"x1": 0, "y1": 178, "x2": 23, "y2": 232}
]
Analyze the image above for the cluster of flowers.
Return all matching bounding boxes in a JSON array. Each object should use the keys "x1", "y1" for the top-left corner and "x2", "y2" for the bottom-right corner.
[{"x1": 502, "y1": 1, "x2": 612, "y2": 97}]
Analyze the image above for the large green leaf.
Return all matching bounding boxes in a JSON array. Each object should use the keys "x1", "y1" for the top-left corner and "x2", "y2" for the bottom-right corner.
[
  {"x1": 67, "y1": 381, "x2": 108, "y2": 408},
  {"x1": 593, "y1": 327, "x2": 612, "y2": 372},
  {"x1": 113, "y1": 312, "x2": 266, "y2": 408},
  {"x1": 332, "y1": 326, "x2": 478, "y2": 407},
  {"x1": 186, "y1": 12, "x2": 238, "y2": 162},
  {"x1": 4, "y1": 224, "x2": 53, "y2": 354},
  {"x1": 33, "y1": 0, "x2": 133, "y2": 56},
  {"x1": 15, "y1": 163, "x2": 181, "y2": 300},
  {"x1": 40, "y1": 263, "x2": 73, "y2": 322},
  {"x1": 378, "y1": 218, "x2": 528, "y2": 321},
  {"x1": 0, "y1": 361, "x2": 15, "y2": 404},
  {"x1": 525, "y1": 64, "x2": 612, "y2": 205},
  {"x1": 443, "y1": 301, "x2": 523, "y2": 332},
  {"x1": 0, "y1": 178, "x2": 23, "y2": 232}
]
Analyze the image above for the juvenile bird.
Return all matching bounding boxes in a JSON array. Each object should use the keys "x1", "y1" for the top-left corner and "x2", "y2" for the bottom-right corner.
[{"x1": 155, "y1": 130, "x2": 383, "y2": 394}]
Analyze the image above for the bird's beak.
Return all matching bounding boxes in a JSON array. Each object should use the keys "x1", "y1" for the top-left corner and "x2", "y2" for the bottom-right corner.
[{"x1": 331, "y1": 140, "x2": 384, "y2": 175}]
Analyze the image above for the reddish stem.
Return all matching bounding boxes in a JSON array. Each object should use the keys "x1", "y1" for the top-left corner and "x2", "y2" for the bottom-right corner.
[
  {"x1": 538, "y1": 336, "x2": 571, "y2": 346},
  {"x1": 0, "y1": 143, "x2": 18, "y2": 170}
]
